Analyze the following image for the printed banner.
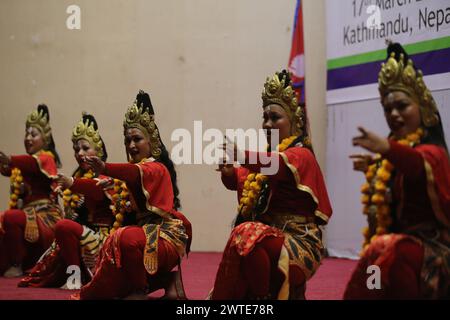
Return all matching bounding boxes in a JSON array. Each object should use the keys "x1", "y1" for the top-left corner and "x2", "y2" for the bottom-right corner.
[{"x1": 326, "y1": 0, "x2": 450, "y2": 104}]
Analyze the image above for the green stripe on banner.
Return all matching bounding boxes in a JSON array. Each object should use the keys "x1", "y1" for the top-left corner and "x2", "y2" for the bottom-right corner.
[{"x1": 327, "y1": 36, "x2": 450, "y2": 70}]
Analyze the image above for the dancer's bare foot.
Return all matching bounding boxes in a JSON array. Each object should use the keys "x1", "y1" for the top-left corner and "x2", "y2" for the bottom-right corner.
[{"x1": 3, "y1": 265, "x2": 23, "y2": 278}]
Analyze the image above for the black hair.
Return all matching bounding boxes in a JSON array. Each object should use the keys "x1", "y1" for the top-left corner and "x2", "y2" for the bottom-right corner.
[
  {"x1": 136, "y1": 90, "x2": 155, "y2": 115},
  {"x1": 421, "y1": 114, "x2": 448, "y2": 152},
  {"x1": 386, "y1": 42, "x2": 412, "y2": 64},
  {"x1": 278, "y1": 69, "x2": 291, "y2": 86},
  {"x1": 37, "y1": 104, "x2": 62, "y2": 168},
  {"x1": 293, "y1": 102, "x2": 315, "y2": 154},
  {"x1": 134, "y1": 90, "x2": 181, "y2": 210},
  {"x1": 81, "y1": 113, "x2": 108, "y2": 162},
  {"x1": 157, "y1": 139, "x2": 181, "y2": 210}
]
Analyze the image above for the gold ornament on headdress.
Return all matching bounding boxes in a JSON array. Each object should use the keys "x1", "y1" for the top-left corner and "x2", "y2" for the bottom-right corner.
[
  {"x1": 262, "y1": 72, "x2": 304, "y2": 136},
  {"x1": 123, "y1": 93, "x2": 162, "y2": 159},
  {"x1": 26, "y1": 108, "x2": 52, "y2": 146},
  {"x1": 72, "y1": 112, "x2": 104, "y2": 158},
  {"x1": 378, "y1": 52, "x2": 439, "y2": 127}
]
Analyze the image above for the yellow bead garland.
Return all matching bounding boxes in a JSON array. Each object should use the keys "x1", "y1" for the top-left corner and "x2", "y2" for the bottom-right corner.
[
  {"x1": 109, "y1": 179, "x2": 132, "y2": 234},
  {"x1": 62, "y1": 170, "x2": 94, "y2": 212},
  {"x1": 8, "y1": 151, "x2": 55, "y2": 210},
  {"x1": 238, "y1": 135, "x2": 298, "y2": 218},
  {"x1": 9, "y1": 168, "x2": 24, "y2": 209},
  {"x1": 361, "y1": 128, "x2": 423, "y2": 251}
]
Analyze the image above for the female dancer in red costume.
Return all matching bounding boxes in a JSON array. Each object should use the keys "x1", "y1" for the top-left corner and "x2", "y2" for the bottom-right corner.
[
  {"x1": 345, "y1": 43, "x2": 450, "y2": 299},
  {"x1": 212, "y1": 70, "x2": 332, "y2": 299},
  {"x1": 19, "y1": 113, "x2": 115, "y2": 288},
  {"x1": 74, "y1": 90, "x2": 192, "y2": 299},
  {"x1": 0, "y1": 104, "x2": 62, "y2": 278}
]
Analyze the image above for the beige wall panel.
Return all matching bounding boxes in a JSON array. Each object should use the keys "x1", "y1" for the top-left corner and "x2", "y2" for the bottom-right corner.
[{"x1": 0, "y1": 0, "x2": 326, "y2": 251}]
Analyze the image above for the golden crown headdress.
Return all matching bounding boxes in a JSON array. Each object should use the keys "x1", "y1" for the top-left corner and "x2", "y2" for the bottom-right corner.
[
  {"x1": 26, "y1": 106, "x2": 52, "y2": 146},
  {"x1": 123, "y1": 90, "x2": 162, "y2": 159},
  {"x1": 262, "y1": 71, "x2": 304, "y2": 136},
  {"x1": 379, "y1": 52, "x2": 439, "y2": 127},
  {"x1": 72, "y1": 112, "x2": 104, "y2": 158}
]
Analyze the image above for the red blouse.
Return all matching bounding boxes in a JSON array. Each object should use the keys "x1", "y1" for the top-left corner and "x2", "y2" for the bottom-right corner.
[
  {"x1": 222, "y1": 146, "x2": 332, "y2": 224},
  {"x1": 1, "y1": 153, "x2": 57, "y2": 205},
  {"x1": 385, "y1": 140, "x2": 450, "y2": 231},
  {"x1": 70, "y1": 176, "x2": 114, "y2": 226},
  {"x1": 104, "y1": 160, "x2": 192, "y2": 252},
  {"x1": 104, "y1": 161, "x2": 174, "y2": 215}
]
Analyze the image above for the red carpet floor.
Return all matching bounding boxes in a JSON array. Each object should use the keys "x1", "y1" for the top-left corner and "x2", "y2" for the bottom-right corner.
[{"x1": 0, "y1": 253, "x2": 357, "y2": 300}]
